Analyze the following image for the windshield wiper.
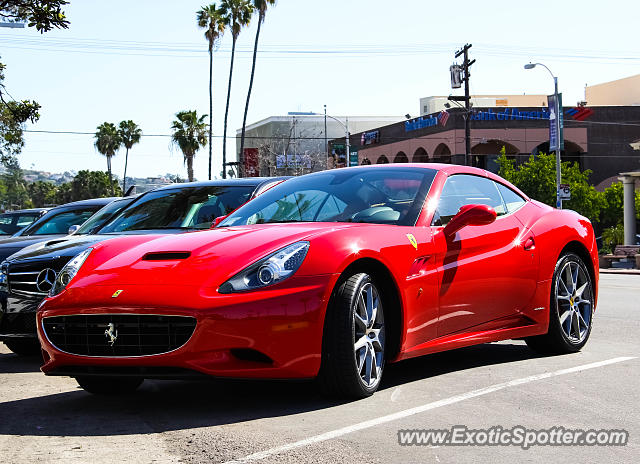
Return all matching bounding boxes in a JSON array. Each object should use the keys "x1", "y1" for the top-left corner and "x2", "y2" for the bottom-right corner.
[{"x1": 255, "y1": 219, "x2": 303, "y2": 224}]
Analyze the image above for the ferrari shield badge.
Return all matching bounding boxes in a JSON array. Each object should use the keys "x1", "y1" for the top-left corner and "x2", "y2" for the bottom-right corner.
[
  {"x1": 406, "y1": 233, "x2": 418, "y2": 250},
  {"x1": 112, "y1": 290, "x2": 123, "y2": 298}
]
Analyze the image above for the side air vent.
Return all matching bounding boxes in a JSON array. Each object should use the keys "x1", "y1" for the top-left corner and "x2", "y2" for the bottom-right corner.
[{"x1": 142, "y1": 252, "x2": 191, "y2": 261}]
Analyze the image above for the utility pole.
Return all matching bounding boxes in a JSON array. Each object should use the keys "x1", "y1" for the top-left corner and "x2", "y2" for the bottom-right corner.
[
  {"x1": 324, "y1": 104, "x2": 328, "y2": 158},
  {"x1": 450, "y1": 44, "x2": 475, "y2": 166}
]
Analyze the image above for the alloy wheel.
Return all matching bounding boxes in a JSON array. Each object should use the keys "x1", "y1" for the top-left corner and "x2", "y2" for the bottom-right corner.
[
  {"x1": 353, "y1": 282, "x2": 385, "y2": 389},
  {"x1": 555, "y1": 260, "x2": 593, "y2": 344}
]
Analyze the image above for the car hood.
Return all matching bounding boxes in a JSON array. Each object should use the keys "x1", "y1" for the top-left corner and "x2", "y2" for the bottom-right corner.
[
  {"x1": 75, "y1": 223, "x2": 360, "y2": 289},
  {"x1": 0, "y1": 234, "x2": 65, "y2": 263},
  {"x1": 5, "y1": 230, "x2": 193, "y2": 263},
  {"x1": 6, "y1": 235, "x2": 109, "y2": 263}
]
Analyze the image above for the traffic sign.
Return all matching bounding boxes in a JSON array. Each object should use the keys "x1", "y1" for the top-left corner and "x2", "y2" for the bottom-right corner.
[{"x1": 559, "y1": 183, "x2": 571, "y2": 200}]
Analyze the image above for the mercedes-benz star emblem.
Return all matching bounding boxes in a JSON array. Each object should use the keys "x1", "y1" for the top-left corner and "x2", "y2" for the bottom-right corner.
[
  {"x1": 104, "y1": 323, "x2": 118, "y2": 346},
  {"x1": 36, "y1": 268, "x2": 57, "y2": 292}
]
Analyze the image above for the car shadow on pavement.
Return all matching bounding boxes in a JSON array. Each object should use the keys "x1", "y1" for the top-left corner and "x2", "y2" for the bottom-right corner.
[
  {"x1": 0, "y1": 352, "x2": 43, "y2": 374},
  {"x1": 0, "y1": 342, "x2": 557, "y2": 438}
]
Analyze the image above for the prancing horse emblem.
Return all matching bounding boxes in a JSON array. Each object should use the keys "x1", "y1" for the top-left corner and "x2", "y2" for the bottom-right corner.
[{"x1": 104, "y1": 323, "x2": 118, "y2": 346}]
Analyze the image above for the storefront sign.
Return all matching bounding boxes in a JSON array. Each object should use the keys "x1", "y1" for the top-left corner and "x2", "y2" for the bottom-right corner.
[
  {"x1": 361, "y1": 130, "x2": 380, "y2": 145},
  {"x1": 470, "y1": 108, "x2": 551, "y2": 121},
  {"x1": 405, "y1": 111, "x2": 449, "y2": 132},
  {"x1": 349, "y1": 150, "x2": 359, "y2": 167},
  {"x1": 276, "y1": 154, "x2": 312, "y2": 169}
]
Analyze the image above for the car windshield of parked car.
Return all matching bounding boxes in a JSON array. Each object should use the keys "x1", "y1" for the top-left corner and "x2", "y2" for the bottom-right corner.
[
  {"x1": 98, "y1": 185, "x2": 255, "y2": 233},
  {"x1": 24, "y1": 208, "x2": 99, "y2": 236},
  {"x1": 0, "y1": 212, "x2": 41, "y2": 235},
  {"x1": 219, "y1": 168, "x2": 437, "y2": 227},
  {"x1": 75, "y1": 198, "x2": 135, "y2": 235}
]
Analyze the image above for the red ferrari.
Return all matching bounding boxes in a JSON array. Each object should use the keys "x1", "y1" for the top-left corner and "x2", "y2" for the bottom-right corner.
[{"x1": 37, "y1": 164, "x2": 598, "y2": 398}]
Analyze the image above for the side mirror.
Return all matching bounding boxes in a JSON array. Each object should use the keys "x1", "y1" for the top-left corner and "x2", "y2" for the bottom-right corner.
[
  {"x1": 212, "y1": 214, "x2": 229, "y2": 228},
  {"x1": 68, "y1": 224, "x2": 80, "y2": 235},
  {"x1": 443, "y1": 204, "x2": 497, "y2": 237}
]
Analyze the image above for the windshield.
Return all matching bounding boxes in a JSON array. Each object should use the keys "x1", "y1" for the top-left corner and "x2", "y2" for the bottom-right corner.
[
  {"x1": 0, "y1": 212, "x2": 42, "y2": 235},
  {"x1": 75, "y1": 198, "x2": 135, "y2": 235},
  {"x1": 24, "y1": 208, "x2": 99, "y2": 236},
  {"x1": 99, "y1": 185, "x2": 255, "y2": 233},
  {"x1": 219, "y1": 168, "x2": 437, "y2": 227}
]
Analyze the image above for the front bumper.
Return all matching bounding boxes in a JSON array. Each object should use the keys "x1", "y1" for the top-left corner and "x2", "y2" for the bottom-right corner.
[
  {"x1": 38, "y1": 274, "x2": 338, "y2": 379},
  {"x1": 0, "y1": 292, "x2": 40, "y2": 341}
]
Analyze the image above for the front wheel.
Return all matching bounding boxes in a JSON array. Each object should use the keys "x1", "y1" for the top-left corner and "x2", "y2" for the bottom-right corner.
[
  {"x1": 319, "y1": 273, "x2": 386, "y2": 399},
  {"x1": 75, "y1": 376, "x2": 143, "y2": 395},
  {"x1": 526, "y1": 252, "x2": 594, "y2": 354}
]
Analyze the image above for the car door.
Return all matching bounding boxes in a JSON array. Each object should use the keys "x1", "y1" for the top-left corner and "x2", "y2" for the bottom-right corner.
[{"x1": 432, "y1": 174, "x2": 537, "y2": 336}]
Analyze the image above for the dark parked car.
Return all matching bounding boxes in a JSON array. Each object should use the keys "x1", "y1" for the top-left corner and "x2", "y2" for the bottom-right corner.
[
  {"x1": 0, "y1": 178, "x2": 284, "y2": 355},
  {"x1": 0, "y1": 208, "x2": 49, "y2": 236},
  {"x1": 0, "y1": 198, "x2": 120, "y2": 264}
]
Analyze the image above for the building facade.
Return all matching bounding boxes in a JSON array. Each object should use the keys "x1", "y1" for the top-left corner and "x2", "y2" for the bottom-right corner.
[
  {"x1": 333, "y1": 105, "x2": 640, "y2": 187},
  {"x1": 236, "y1": 113, "x2": 402, "y2": 177}
]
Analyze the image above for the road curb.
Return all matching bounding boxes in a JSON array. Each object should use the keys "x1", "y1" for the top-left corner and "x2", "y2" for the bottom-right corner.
[{"x1": 599, "y1": 268, "x2": 640, "y2": 275}]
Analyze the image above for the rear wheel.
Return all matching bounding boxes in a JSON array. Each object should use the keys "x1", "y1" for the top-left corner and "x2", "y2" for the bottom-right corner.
[
  {"x1": 75, "y1": 376, "x2": 143, "y2": 395},
  {"x1": 319, "y1": 273, "x2": 386, "y2": 399},
  {"x1": 526, "y1": 252, "x2": 594, "y2": 354},
  {"x1": 3, "y1": 339, "x2": 41, "y2": 356}
]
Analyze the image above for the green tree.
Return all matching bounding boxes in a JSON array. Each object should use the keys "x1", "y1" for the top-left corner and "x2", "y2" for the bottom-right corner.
[
  {"x1": 69, "y1": 170, "x2": 122, "y2": 201},
  {"x1": 219, "y1": 0, "x2": 253, "y2": 179},
  {"x1": 239, "y1": 0, "x2": 276, "y2": 174},
  {"x1": 197, "y1": 3, "x2": 226, "y2": 181},
  {"x1": 0, "y1": 0, "x2": 69, "y2": 33},
  {"x1": 0, "y1": 157, "x2": 30, "y2": 208},
  {"x1": 0, "y1": 1, "x2": 69, "y2": 167},
  {"x1": 171, "y1": 110, "x2": 208, "y2": 182},
  {"x1": 497, "y1": 152, "x2": 605, "y2": 223},
  {"x1": 27, "y1": 180, "x2": 57, "y2": 206},
  {"x1": 0, "y1": 62, "x2": 40, "y2": 166},
  {"x1": 118, "y1": 120, "x2": 142, "y2": 193},
  {"x1": 94, "y1": 122, "x2": 122, "y2": 195}
]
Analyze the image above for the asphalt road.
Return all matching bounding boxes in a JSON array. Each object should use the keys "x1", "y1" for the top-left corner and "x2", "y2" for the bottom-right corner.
[{"x1": 0, "y1": 274, "x2": 638, "y2": 463}]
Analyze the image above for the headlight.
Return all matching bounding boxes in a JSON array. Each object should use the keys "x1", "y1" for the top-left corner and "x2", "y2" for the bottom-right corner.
[
  {"x1": 49, "y1": 248, "x2": 92, "y2": 297},
  {"x1": 218, "y1": 241, "x2": 309, "y2": 293}
]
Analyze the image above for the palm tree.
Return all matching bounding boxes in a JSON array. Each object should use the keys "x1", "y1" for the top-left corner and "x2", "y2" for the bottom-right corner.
[
  {"x1": 239, "y1": 0, "x2": 276, "y2": 176},
  {"x1": 171, "y1": 110, "x2": 208, "y2": 182},
  {"x1": 118, "y1": 120, "x2": 142, "y2": 193},
  {"x1": 94, "y1": 122, "x2": 122, "y2": 195},
  {"x1": 220, "y1": 0, "x2": 253, "y2": 179},
  {"x1": 197, "y1": 4, "x2": 226, "y2": 181}
]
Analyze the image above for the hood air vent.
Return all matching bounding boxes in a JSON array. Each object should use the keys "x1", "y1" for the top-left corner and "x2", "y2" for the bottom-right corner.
[{"x1": 142, "y1": 252, "x2": 191, "y2": 261}]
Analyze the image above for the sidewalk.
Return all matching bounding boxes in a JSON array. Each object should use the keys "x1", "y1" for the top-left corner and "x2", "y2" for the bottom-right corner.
[{"x1": 599, "y1": 268, "x2": 640, "y2": 275}]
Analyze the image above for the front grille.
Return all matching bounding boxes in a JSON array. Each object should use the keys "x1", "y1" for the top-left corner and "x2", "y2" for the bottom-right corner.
[
  {"x1": 42, "y1": 314, "x2": 197, "y2": 357},
  {"x1": 7, "y1": 259, "x2": 68, "y2": 298},
  {"x1": 7, "y1": 270, "x2": 48, "y2": 297}
]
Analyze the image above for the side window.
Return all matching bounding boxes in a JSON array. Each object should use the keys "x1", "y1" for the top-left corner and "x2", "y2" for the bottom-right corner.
[
  {"x1": 433, "y1": 175, "x2": 506, "y2": 226},
  {"x1": 495, "y1": 182, "x2": 526, "y2": 213}
]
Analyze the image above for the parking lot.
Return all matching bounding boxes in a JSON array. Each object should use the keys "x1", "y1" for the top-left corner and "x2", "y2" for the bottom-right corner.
[{"x1": 0, "y1": 273, "x2": 637, "y2": 464}]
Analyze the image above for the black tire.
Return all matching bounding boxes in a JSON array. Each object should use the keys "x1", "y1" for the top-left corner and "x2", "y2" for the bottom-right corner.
[
  {"x1": 75, "y1": 376, "x2": 143, "y2": 395},
  {"x1": 3, "y1": 339, "x2": 41, "y2": 356},
  {"x1": 526, "y1": 252, "x2": 594, "y2": 355},
  {"x1": 319, "y1": 273, "x2": 386, "y2": 399}
]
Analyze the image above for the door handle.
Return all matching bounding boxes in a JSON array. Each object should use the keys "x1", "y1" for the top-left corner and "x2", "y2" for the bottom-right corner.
[{"x1": 523, "y1": 236, "x2": 535, "y2": 251}]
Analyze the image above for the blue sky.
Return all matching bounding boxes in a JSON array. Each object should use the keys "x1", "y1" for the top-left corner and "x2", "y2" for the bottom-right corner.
[{"x1": 1, "y1": 0, "x2": 639, "y2": 179}]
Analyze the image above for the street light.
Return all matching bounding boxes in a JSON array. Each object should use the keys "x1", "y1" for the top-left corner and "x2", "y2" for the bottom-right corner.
[
  {"x1": 324, "y1": 111, "x2": 350, "y2": 167},
  {"x1": 524, "y1": 62, "x2": 562, "y2": 209}
]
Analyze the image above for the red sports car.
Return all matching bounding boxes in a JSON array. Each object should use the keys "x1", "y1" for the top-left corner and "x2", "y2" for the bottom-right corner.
[{"x1": 37, "y1": 164, "x2": 598, "y2": 398}]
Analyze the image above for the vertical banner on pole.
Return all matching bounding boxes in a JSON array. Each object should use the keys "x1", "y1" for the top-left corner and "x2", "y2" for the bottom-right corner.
[{"x1": 548, "y1": 93, "x2": 564, "y2": 151}]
